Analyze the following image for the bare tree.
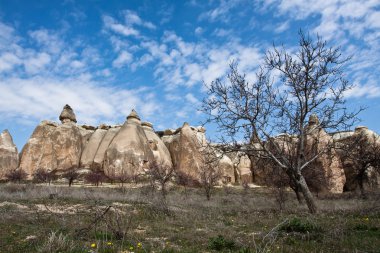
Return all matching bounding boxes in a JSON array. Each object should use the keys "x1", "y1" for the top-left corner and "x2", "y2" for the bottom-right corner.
[
  {"x1": 199, "y1": 144, "x2": 223, "y2": 201},
  {"x1": 62, "y1": 169, "x2": 79, "y2": 187},
  {"x1": 5, "y1": 169, "x2": 27, "y2": 183},
  {"x1": 84, "y1": 171, "x2": 105, "y2": 187},
  {"x1": 33, "y1": 168, "x2": 57, "y2": 185},
  {"x1": 145, "y1": 160, "x2": 175, "y2": 198},
  {"x1": 202, "y1": 30, "x2": 361, "y2": 213}
]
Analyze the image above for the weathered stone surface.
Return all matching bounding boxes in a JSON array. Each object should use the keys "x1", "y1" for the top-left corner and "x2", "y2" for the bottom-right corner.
[
  {"x1": 235, "y1": 153, "x2": 252, "y2": 184},
  {"x1": 104, "y1": 110, "x2": 155, "y2": 178},
  {"x1": 93, "y1": 127, "x2": 120, "y2": 170},
  {"x1": 0, "y1": 130, "x2": 19, "y2": 178},
  {"x1": 337, "y1": 126, "x2": 380, "y2": 191},
  {"x1": 59, "y1": 104, "x2": 77, "y2": 123},
  {"x1": 19, "y1": 121, "x2": 57, "y2": 177},
  {"x1": 142, "y1": 122, "x2": 173, "y2": 167},
  {"x1": 303, "y1": 115, "x2": 346, "y2": 193},
  {"x1": 80, "y1": 128, "x2": 108, "y2": 169},
  {"x1": 162, "y1": 122, "x2": 206, "y2": 182},
  {"x1": 50, "y1": 122, "x2": 83, "y2": 173},
  {"x1": 217, "y1": 154, "x2": 235, "y2": 183}
]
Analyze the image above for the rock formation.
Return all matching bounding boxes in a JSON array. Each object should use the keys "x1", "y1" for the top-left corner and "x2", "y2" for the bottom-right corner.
[
  {"x1": 93, "y1": 127, "x2": 120, "y2": 170},
  {"x1": 162, "y1": 122, "x2": 206, "y2": 182},
  {"x1": 59, "y1": 104, "x2": 77, "y2": 123},
  {"x1": 80, "y1": 128, "x2": 108, "y2": 168},
  {"x1": 303, "y1": 115, "x2": 346, "y2": 193},
  {"x1": 336, "y1": 126, "x2": 380, "y2": 191},
  {"x1": 0, "y1": 130, "x2": 19, "y2": 178},
  {"x1": 19, "y1": 105, "x2": 83, "y2": 176},
  {"x1": 104, "y1": 110, "x2": 155, "y2": 179},
  {"x1": 142, "y1": 122, "x2": 172, "y2": 167},
  {"x1": 19, "y1": 121, "x2": 57, "y2": 177}
]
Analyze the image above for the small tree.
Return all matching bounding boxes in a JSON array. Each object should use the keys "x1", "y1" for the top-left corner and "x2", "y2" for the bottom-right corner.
[
  {"x1": 202, "y1": 30, "x2": 361, "y2": 213},
  {"x1": 33, "y1": 168, "x2": 56, "y2": 185},
  {"x1": 84, "y1": 171, "x2": 104, "y2": 187},
  {"x1": 62, "y1": 169, "x2": 79, "y2": 187},
  {"x1": 5, "y1": 169, "x2": 27, "y2": 183},
  {"x1": 146, "y1": 161, "x2": 175, "y2": 198},
  {"x1": 199, "y1": 144, "x2": 222, "y2": 201}
]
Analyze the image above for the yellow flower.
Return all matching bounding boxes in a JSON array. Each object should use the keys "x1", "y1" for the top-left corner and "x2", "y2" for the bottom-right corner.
[
  {"x1": 130, "y1": 246, "x2": 134, "y2": 250},
  {"x1": 90, "y1": 243, "x2": 97, "y2": 248},
  {"x1": 137, "y1": 242, "x2": 142, "y2": 248},
  {"x1": 364, "y1": 217, "x2": 369, "y2": 221},
  {"x1": 107, "y1": 241, "x2": 113, "y2": 246}
]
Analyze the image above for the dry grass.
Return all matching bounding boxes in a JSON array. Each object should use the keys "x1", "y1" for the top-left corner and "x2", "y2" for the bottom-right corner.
[{"x1": 0, "y1": 183, "x2": 379, "y2": 252}]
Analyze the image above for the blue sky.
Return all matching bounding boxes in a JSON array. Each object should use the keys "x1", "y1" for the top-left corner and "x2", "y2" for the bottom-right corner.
[{"x1": 0, "y1": 0, "x2": 379, "y2": 150}]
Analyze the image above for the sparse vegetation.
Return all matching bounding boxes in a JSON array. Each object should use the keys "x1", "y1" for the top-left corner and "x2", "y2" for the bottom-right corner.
[{"x1": 0, "y1": 183, "x2": 378, "y2": 252}]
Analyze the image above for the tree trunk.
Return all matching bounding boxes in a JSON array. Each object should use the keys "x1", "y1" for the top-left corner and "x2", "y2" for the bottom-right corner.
[
  {"x1": 297, "y1": 175, "x2": 318, "y2": 214},
  {"x1": 295, "y1": 187, "x2": 303, "y2": 204}
]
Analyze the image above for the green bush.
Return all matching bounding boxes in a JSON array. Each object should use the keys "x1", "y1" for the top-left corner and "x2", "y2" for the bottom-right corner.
[
  {"x1": 280, "y1": 217, "x2": 321, "y2": 233},
  {"x1": 208, "y1": 235, "x2": 236, "y2": 251}
]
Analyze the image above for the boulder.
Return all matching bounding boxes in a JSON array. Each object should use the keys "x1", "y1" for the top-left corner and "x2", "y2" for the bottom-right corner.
[
  {"x1": 0, "y1": 130, "x2": 19, "y2": 178},
  {"x1": 104, "y1": 110, "x2": 155, "y2": 179},
  {"x1": 80, "y1": 128, "x2": 108, "y2": 168},
  {"x1": 142, "y1": 122, "x2": 173, "y2": 167},
  {"x1": 93, "y1": 127, "x2": 120, "y2": 170}
]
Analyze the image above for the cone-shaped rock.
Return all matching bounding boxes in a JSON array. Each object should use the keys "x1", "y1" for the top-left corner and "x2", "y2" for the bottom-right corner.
[
  {"x1": 142, "y1": 122, "x2": 173, "y2": 167},
  {"x1": 80, "y1": 128, "x2": 108, "y2": 168},
  {"x1": 93, "y1": 127, "x2": 120, "y2": 170},
  {"x1": 0, "y1": 130, "x2": 19, "y2": 178},
  {"x1": 59, "y1": 104, "x2": 77, "y2": 123},
  {"x1": 104, "y1": 110, "x2": 154, "y2": 178}
]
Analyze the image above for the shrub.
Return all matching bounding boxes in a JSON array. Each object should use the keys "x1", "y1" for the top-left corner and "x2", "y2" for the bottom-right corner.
[
  {"x1": 208, "y1": 235, "x2": 236, "y2": 251},
  {"x1": 4, "y1": 169, "x2": 27, "y2": 183},
  {"x1": 279, "y1": 217, "x2": 321, "y2": 233}
]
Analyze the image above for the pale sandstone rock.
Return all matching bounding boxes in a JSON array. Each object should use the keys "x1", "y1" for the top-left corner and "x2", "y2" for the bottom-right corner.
[
  {"x1": 19, "y1": 121, "x2": 57, "y2": 177},
  {"x1": 51, "y1": 121, "x2": 82, "y2": 173},
  {"x1": 142, "y1": 122, "x2": 173, "y2": 167},
  {"x1": 303, "y1": 115, "x2": 346, "y2": 193},
  {"x1": 0, "y1": 130, "x2": 19, "y2": 178},
  {"x1": 337, "y1": 126, "x2": 380, "y2": 191},
  {"x1": 217, "y1": 154, "x2": 235, "y2": 183},
  {"x1": 93, "y1": 127, "x2": 120, "y2": 170},
  {"x1": 104, "y1": 110, "x2": 155, "y2": 178},
  {"x1": 162, "y1": 122, "x2": 206, "y2": 182},
  {"x1": 80, "y1": 128, "x2": 108, "y2": 168}
]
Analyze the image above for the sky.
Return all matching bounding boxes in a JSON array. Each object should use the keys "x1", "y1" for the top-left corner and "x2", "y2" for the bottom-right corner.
[{"x1": 0, "y1": 0, "x2": 379, "y2": 150}]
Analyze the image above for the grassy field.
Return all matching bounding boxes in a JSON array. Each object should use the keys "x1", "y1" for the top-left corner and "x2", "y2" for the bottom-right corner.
[{"x1": 0, "y1": 183, "x2": 379, "y2": 253}]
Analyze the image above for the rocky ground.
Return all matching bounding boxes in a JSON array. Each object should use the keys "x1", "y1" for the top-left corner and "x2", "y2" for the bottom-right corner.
[{"x1": 0, "y1": 183, "x2": 379, "y2": 253}]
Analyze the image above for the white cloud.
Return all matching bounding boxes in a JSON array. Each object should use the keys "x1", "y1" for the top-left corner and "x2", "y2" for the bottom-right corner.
[
  {"x1": 112, "y1": 51, "x2": 133, "y2": 68},
  {"x1": 0, "y1": 75, "x2": 161, "y2": 125},
  {"x1": 24, "y1": 52, "x2": 51, "y2": 74},
  {"x1": 123, "y1": 10, "x2": 156, "y2": 29},
  {"x1": 103, "y1": 15, "x2": 140, "y2": 37},
  {"x1": 0, "y1": 52, "x2": 22, "y2": 72},
  {"x1": 195, "y1": 27, "x2": 203, "y2": 35}
]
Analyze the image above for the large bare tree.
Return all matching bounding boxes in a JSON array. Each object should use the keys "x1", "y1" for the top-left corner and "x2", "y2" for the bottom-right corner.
[{"x1": 202, "y1": 31, "x2": 361, "y2": 213}]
